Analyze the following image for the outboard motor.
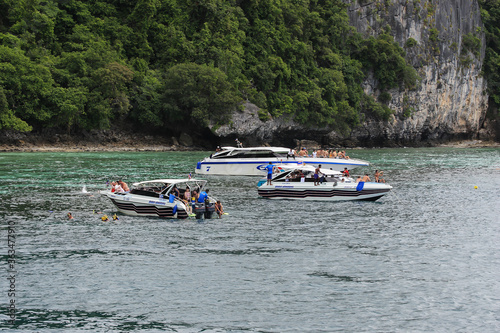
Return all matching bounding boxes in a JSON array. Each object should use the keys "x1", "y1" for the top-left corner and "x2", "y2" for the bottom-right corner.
[
  {"x1": 194, "y1": 203, "x2": 205, "y2": 219},
  {"x1": 204, "y1": 198, "x2": 215, "y2": 219}
]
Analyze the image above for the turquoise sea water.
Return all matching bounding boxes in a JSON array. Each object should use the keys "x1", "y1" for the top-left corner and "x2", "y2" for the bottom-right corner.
[{"x1": 1, "y1": 148, "x2": 499, "y2": 332}]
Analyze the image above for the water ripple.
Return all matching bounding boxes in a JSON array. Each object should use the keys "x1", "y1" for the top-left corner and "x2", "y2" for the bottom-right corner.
[{"x1": 1, "y1": 148, "x2": 499, "y2": 332}]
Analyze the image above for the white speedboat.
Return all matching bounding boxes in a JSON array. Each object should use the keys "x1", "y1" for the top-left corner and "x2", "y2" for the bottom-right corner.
[
  {"x1": 195, "y1": 146, "x2": 369, "y2": 176},
  {"x1": 257, "y1": 165, "x2": 392, "y2": 201},
  {"x1": 100, "y1": 179, "x2": 217, "y2": 219}
]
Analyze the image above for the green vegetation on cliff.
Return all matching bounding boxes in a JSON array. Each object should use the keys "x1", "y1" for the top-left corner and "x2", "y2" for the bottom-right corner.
[
  {"x1": 0, "y1": 0, "x2": 418, "y2": 134},
  {"x1": 479, "y1": 0, "x2": 500, "y2": 116}
]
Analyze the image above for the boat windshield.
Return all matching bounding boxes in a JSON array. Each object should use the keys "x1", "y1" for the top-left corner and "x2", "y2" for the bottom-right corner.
[
  {"x1": 211, "y1": 150, "x2": 231, "y2": 158},
  {"x1": 130, "y1": 182, "x2": 169, "y2": 197},
  {"x1": 162, "y1": 180, "x2": 208, "y2": 195},
  {"x1": 213, "y1": 149, "x2": 283, "y2": 159},
  {"x1": 129, "y1": 180, "x2": 208, "y2": 198}
]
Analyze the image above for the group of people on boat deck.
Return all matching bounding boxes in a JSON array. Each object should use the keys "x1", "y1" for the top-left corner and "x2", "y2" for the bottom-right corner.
[
  {"x1": 354, "y1": 170, "x2": 386, "y2": 183},
  {"x1": 274, "y1": 163, "x2": 386, "y2": 185},
  {"x1": 287, "y1": 148, "x2": 350, "y2": 159},
  {"x1": 170, "y1": 185, "x2": 224, "y2": 218},
  {"x1": 110, "y1": 180, "x2": 129, "y2": 193}
]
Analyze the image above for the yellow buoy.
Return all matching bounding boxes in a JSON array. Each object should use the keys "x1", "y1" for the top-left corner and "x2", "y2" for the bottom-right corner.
[{"x1": 474, "y1": 186, "x2": 478, "y2": 189}]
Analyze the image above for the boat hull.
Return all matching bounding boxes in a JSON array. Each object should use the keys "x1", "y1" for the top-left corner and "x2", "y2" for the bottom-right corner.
[
  {"x1": 195, "y1": 157, "x2": 369, "y2": 176},
  {"x1": 101, "y1": 191, "x2": 189, "y2": 219},
  {"x1": 257, "y1": 182, "x2": 392, "y2": 201}
]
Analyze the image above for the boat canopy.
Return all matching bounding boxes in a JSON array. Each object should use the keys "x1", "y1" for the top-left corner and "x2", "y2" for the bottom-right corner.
[
  {"x1": 211, "y1": 146, "x2": 290, "y2": 159},
  {"x1": 278, "y1": 165, "x2": 342, "y2": 176},
  {"x1": 220, "y1": 146, "x2": 289, "y2": 152},
  {"x1": 132, "y1": 179, "x2": 206, "y2": 186}
]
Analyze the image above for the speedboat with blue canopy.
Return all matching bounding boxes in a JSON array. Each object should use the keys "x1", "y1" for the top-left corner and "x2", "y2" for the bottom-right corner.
[
  {"x1": 257, "y1": 165, "x2": 392, "y2": 201},
  {"x1": 100, "y1": 179, "x2": 216, "y2": 219},
  {"x1": 195, "y1": 146, "x2": 369, "y2": 176}
]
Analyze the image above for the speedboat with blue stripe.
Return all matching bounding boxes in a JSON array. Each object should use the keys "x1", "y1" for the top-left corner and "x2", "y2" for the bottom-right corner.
[
  {"x1": 195, "y1": 146, "x2": 369, "y2": 176},
  {"x1": 257, "y1": 165, "x2": 392, "y2": 201},
  {"x1": 100, "y1": 179, "x2": 216, "y2": 219}
]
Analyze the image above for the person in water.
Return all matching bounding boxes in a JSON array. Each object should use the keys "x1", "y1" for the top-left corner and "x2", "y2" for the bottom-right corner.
[
  {"x1": 215, "y1": 200, "x2": 224, "y2": 218},
  {"x1": 112, "y1": 214, "x2": 119, "y2": 221},
  {"x1": 101, "y1": 215, "x2": 109, "y2": 222},
  {"x1": 67, "y1": 212, "x2": 74, "y2": 220}
]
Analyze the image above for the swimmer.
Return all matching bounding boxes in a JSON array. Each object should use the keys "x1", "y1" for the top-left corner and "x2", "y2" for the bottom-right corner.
[{"x1": 215, "y1": 200, "x2": 224, "y2": 218}]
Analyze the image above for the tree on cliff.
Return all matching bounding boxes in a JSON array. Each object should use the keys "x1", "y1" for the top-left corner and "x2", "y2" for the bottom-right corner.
[
  {"x1": 479, "y1": 0, "x2": 500, "y2": 117},
  {"x1": 0, "y1": 0, "x2": 419, "y2": 135},
  {"x1": 161, "y1": 63, "x2": 240, "y2": 127}
]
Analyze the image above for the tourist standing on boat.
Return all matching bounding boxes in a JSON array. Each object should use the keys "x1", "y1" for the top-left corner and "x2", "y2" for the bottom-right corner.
[
  {"x1": 198, "y1": 189, "x2": 208, "y2": 203},
  {"x1": 314, "y1": 164, "x2": 323, "y2": 186},
  {"x1": 300, "y1": 170, "x2": 305, "y2": 182},
  {"x1": 114, "y1": 182, "x2": 125, "y2": 193},
  {"x1": 287, "y1": 148, "x2": 295, "y2": 160},
  {"x1": 265, "y1": 162, "x2": 276, "y2": 185},
  {"x1": 183, "y1": 187, "x2": 193, "y2": 214},
  {"x1": 118, "y1": 180, "x2": 129, "y2": 192},
  {"x1": 183, "y1": 187, "x2": 191, "y2": 201},
  {"x1": 171, "y1": 185, "x2": 180, "y2": 198},
  {"x1": 374, "y1": 170, "x2": 386, "y2": 183},
  {"x1": 191, "y1": 190, "x2": 198, "y2": 210},
  {"x1": 361, "y1": 174, "x2": 371, "y2": 182}
]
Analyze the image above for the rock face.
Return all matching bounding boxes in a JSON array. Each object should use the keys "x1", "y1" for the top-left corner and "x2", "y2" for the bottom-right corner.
[
  {"x1": 215, "y1": 0, "x2": 493, "y2": 147},
  {"x1": 213, "y1": 102, "x2": 331, "y2": 147},
  {"x1": 347, "y1": 0, "x2": 488, "y2": 146}
]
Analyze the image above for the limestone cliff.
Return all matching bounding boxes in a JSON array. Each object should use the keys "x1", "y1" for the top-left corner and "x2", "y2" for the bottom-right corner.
[
  {"x1": 347, "y1": 0, "x2": 489, "y2": 146},
  {"x1": 214, "y1": 0, "x2": 493, "y2": 147}
]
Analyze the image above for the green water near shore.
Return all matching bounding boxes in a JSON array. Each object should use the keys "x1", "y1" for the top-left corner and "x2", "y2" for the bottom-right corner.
[{"x1": 1, "y1": 147, "x2": 499, "y2": 332}]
